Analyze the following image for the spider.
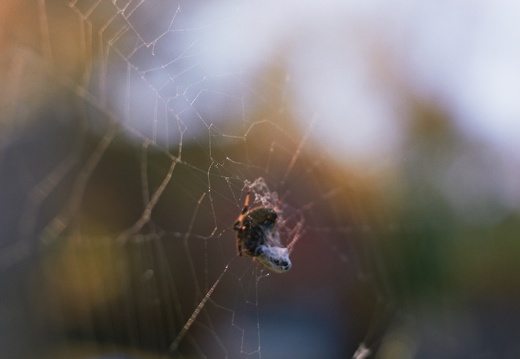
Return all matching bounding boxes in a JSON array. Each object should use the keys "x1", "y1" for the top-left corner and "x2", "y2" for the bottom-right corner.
[{"x1": 233, "y1": 189, "x2": 292, "y2": 273}]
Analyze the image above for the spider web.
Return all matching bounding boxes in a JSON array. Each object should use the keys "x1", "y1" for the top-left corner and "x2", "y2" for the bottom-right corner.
[
  {"x1": 0, "y1": 1, "x2": 385, "y2": 358},
  {"x1": 2, "y1": 1, "x2": 520, "y2": 359}
]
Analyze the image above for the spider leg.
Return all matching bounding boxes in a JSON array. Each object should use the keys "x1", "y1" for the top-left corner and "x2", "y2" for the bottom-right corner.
[
  {"x1": 237, "y1": 239, "x2": 243, "y2": 256},
  {"x1": 234, "y1": 188, "x2": 255, "y2": 257},
  {"x1": 241, "y1": 189, "x2": 252, "y2": 214}
]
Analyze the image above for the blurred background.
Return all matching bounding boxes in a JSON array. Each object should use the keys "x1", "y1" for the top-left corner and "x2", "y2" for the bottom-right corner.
[{"x1": 1, "y1": 0, "x2": 520, "y2": 358}]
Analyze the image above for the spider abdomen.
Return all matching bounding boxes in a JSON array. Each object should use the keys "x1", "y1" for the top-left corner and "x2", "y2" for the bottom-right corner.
[{"x1": 237, "y1": 226, "x2": 266, "y2": 256}]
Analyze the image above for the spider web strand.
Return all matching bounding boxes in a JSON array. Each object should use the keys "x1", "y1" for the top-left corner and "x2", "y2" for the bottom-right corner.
[{"x1": 168, "y1": 263, "x2": 231, "y2": 355}]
